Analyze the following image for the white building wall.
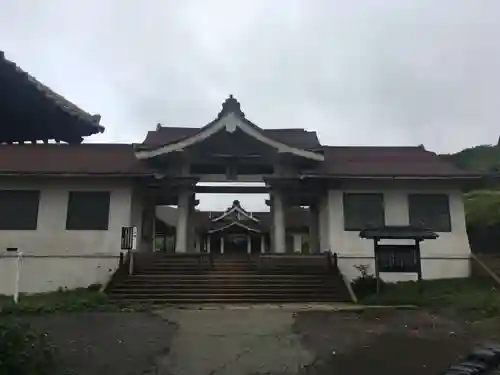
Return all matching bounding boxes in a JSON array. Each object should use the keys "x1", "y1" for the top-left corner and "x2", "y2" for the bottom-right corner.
[
  {"x1": 324, "y1": 181, "x2": 471, "y2": 282},
  {"x1": 292, "y1": 233, "x2": 302, "y2": 253},
  {"x1": 0, "y1": 177, "x2": 140, "y2": 295},
  {"x1": 318, "y1": 192, "x2": 330, "y2": 252}
]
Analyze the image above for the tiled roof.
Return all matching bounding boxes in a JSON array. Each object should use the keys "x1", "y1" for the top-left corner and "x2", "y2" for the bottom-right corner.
[
  {"x1": 0, "y1": 143, "x2": 479, "y2": 179},
  {"x1": 142, "y1": 126, "x2": 321, "y2": 150},
  {"x1": 0, "y1": 144, "x2": 148, "y2": 175},
  {"x1": 0, "y1": 51, "x2": 104, "y2": 133},
  {"x1": 313, "y1": 146, "x2": 478, "y2": 177},
  {"x1": 194, "y1": 207, "x2": 310, "y2": 231},
  {"x1": 359, "y1": 225, "x2": 439, "y2": 240}
]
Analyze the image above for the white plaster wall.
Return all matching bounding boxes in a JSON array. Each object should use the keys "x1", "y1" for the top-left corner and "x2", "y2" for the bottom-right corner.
[
  {"x1": 292, "y1": 233, "x2": 302, "y2": 253},
  {"x1": 318, "y1": 192, "x2": 330, "y2": 252},
  {"x1": 324, "y1": 181, "x2": 471, "y2": 282},
  {"x1": 131, "y1": 187, "x2": 154, "y2": 253},
  {"x1": 0, "y1": 256, "x2": 119, "y2": 295},
  {"x1": 0, "y1": 177, "x2": 139, "y2": 295}
]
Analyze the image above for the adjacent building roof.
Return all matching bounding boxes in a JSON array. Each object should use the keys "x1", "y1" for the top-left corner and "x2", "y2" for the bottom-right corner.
[
  {"x1": 311, "y1": 146, "x2": 480, "y2": 177},
  {"x1": 0, "y1": 142, "x2": 481, "y2": 179},
  {"x1": 0, "y1": 51, "x2": 104, "y2": 143},
  {"x1": 0, "y1": 144, "x2": 147, "y2": 175},
  {"x1": 0, "y1": 90, "x2": 484, "y2": 180},
  {"x1": 155, "y1": 203, "x2": 311, "y2": 233}
]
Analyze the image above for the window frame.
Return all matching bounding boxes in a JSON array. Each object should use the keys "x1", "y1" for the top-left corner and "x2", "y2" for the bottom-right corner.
[
  {"x1": 65, "y1": 191, "x2": 111, "y2": 231},
  {"x1": 0, "y1": 190, "x2": 41, "y2": 230},
  {"x1": 408, "y1": 193, "x2": 452, "y2": 232},
  {"x1": 342, "y1": 192, "x2": 386, "y2": 232}
]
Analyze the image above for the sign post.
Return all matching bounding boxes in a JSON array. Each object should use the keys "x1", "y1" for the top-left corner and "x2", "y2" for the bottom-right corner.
[
  {"x1": 7, "y1": 247, "x2": 22, "y2": 304},
  {"x1": 121, "y1": 226, "x2": 138, "y2": 275},
  {"x1": 359, "y1": 226, "x2": 439, "y2": 296},
  {"x1": 374, "y1": 241, "x2": 422, "y2": 294}
]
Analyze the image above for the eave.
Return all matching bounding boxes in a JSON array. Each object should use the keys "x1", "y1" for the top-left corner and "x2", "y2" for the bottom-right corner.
[
  {"x1": 207, "y1": 221, "x2": 262, "y2": 234},
  {"x1": 134, "y1": 96, "x2": 324, "y2": 162},
  {"x1": 212, "y1": 200, "x2": 259, "y2": 223},
  {"x1": 0, "y1": 51, "x2": 105, "y2": 141}
]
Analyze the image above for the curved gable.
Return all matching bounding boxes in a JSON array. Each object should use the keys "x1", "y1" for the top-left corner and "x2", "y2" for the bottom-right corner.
[{"x1": 135, "y1": 96, "x2": 324, "y2": 161}]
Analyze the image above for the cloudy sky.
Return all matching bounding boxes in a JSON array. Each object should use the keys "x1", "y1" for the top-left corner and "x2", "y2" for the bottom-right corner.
[{"x1": 1, "y1": 0, "x2": 499, "y2": 210}]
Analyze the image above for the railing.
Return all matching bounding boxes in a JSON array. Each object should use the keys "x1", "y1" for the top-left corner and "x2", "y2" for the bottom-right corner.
[
  {"x1": 471, "y1": 253, "x2": 500, "y2": 286},
  {"x1": 102, "y1": 252, "x2": 130, "y2": 292}
]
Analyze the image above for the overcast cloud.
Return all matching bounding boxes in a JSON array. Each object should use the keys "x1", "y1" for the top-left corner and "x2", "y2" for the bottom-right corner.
[{"x1": 1, "y1": 0, "x2": 499, "y2": 210}]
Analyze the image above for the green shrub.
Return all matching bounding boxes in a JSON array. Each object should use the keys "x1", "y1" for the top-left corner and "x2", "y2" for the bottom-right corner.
[
  {"x1": 0, "y1": 321, "x2": 57, "y2": 375},
  {"x1": 360, "y1": 278, "x2": 500, "y2": 319},
  {"x1": 351, "y1": 264, "x2": 385, "y2": 298},
  {"x1": 351, "y1": 274, "x2": 382, "y2": 297},
  {"x1": 0, "y1": 289, "x2": 112, "y2": 315}
]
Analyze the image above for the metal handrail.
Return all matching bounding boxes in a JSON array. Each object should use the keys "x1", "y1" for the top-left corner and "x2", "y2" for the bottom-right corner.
[{"x1": 471, "y1": 253, "x2": 500, "y2": 286}]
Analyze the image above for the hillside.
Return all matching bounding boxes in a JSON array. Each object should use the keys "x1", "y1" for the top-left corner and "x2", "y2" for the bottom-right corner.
[
  {"x1": 440, "y1": 140, "x2": 500, "y2": 172},
  {"x1": 441, "y1": 140, "x2": 500, "y2": 228}
]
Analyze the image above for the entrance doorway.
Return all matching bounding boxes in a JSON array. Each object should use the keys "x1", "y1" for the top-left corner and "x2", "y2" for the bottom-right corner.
[{"x1": 224, "y1": 234, "x2": 248, "y2": 255}]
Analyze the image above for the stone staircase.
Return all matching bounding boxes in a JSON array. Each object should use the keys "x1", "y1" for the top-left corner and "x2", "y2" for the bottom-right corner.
[{"x1": 106, "y1": 253, "x2": 352, "y2": 304}]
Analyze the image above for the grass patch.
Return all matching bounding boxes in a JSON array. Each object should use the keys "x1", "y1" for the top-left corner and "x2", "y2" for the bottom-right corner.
[
  {"x1": 0, "y1": 321, "x2": 58, "y2": 375},
  {"x1": 360, "y1": 278, "x2": 500, "y2": 319},
  {"x1": 0, "y1": 288, "x2": 149, "y2": 315}
]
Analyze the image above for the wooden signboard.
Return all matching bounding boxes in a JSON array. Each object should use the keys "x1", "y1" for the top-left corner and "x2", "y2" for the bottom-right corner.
[
  {"x1": 373, "y1": 241, "x2": 423, "y2": 294},
  {"x1": 376, "y1": 244, "x2": 420, "y2": 273},
  {"x1": 121, "y1": 226, "x2": 138, "y2": 250}
]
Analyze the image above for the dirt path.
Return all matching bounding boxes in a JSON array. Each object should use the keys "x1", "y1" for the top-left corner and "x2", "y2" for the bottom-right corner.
[{"x1": 293, "y1": 310, "x2": 497, "y2": 375}]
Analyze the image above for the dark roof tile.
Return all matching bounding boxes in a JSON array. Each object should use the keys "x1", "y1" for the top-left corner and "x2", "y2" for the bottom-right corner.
[
  {"x1": 194, "y1": 207, "x2": 310, "y2": 231},
  {"x1": 316, "y1": 146, "x2": 476, "y2": 177},
  {"x1": 0, "y1": 144, "x2": 148, "y2": 175},
  {"x1": 142, "y1": 126, "x2": 321, "y2": 150},
  {"x1": 0, "y1": 143, "x2": 479, "y2": 179},
  {"x1": 0, "y1": 51, "x2": 104, "y2": 132}
]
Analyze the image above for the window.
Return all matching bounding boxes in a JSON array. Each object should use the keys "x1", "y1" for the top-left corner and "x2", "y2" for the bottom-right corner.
[
  {"x1": 0, "y1": 190, "x2": 40, "y2": 230},
  {"x1": 66, "y1": 191, "x2": 111, "y2": 230},
  {"x1": 343, "y1": 193, "x2": 385, "y2": 231},
  {"x1": 408, "y1": 194, "x2": 451, "y2": 232}
]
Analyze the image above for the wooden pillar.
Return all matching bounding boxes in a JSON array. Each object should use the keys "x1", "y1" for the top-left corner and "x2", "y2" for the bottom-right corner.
[
  {"x1": 293, "y1": 234, "x2": 302, "y2": 253},
  {"x1": 309, "y1": 202, "x2": 320, "y2": 254},
  {"x1": 220, "y1": 236, "x2": 225, "y2": 255},
  {"x1": 272, "y1": 191, "x2": 286, "y2": 253},
  {"x1": 207, "y1": 235, "x2": 211, "y2": 254},
  {"x1": 247, "y1": 235, "x2": 252, "y2": 255},
  {"x1": 175, "y1": 189, "x2": 190, "y2": 253},
  {"x1": 260, "y1": 235, "x2": 266, "y2": 254},
  {"x1": 188, "y1": 195, "x2": 198, "y2": 253}
]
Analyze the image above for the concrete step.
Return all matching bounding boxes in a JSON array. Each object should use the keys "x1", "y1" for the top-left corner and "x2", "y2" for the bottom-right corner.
[
  {"x1": 118, "y1": 282, "x2": 333, "y2": 288},
  {"x1": 108, "y1": 254, "x2": 350, "y2": 303},
  {"x1": 111, "y1": 285, "x2": 333, "y2": 294},
  {"x1": 129, "y1": 274, "x2": 331, "y2": 279},
  {"x1": 110, "y1": 297, "x2": 349, "y2": 305},
  {"x1": 108, "y1": 292, "x2": 343, "y2": 300}
]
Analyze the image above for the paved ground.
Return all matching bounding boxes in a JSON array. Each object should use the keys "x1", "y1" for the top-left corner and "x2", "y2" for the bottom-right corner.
[
  {"x1": 10, "y1": 306, "x2": 500, "y2": 375},
  {"x1": 155, "y1": 308, "x2": 313, "y2": 375}
]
